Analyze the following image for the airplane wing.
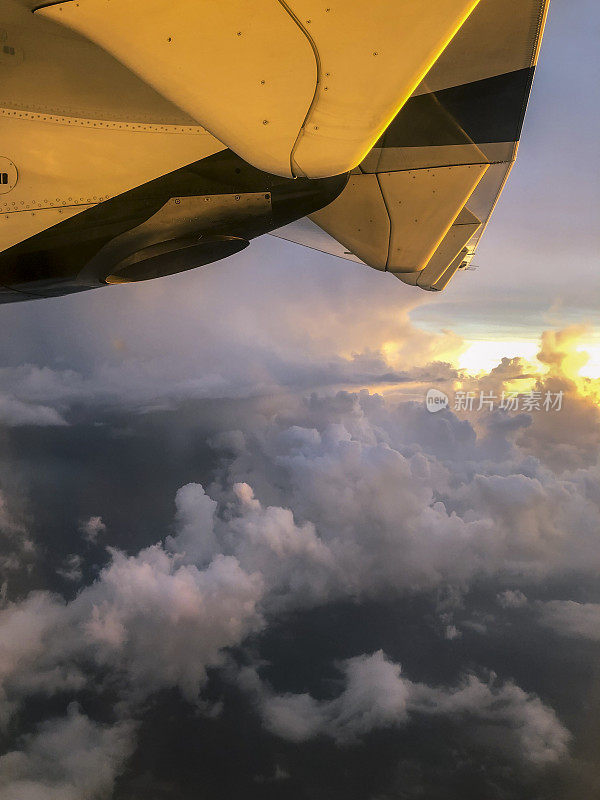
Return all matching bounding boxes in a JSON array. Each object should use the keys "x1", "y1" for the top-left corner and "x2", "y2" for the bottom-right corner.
[
  {"x1": 274, "y1": 0, "x2": 549, "y2": 290},
  {"x1": 37, "y1": 0, "x2": 481, "y2": 179},
  {"x1": 0, "y1": 0, "x2": 548, "y2": 301}
]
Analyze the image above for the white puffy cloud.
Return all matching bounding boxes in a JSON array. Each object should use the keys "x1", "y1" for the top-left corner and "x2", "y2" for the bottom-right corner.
[
  {"x1": 0, "y1": 546, "x2": 264, "y2": 721},
  {"x1": 0, "y1": 369, "x2": 592, "y2": 781},
  {"x1": 0, "y1": 527, "x2": 266, "y2": 796},
  {"x1": 0, "y1": 704, "x2": 134, "y2": 800},
  {"x1": 167, "y1": 483, "x2": 219, "y2": 565},
  {"x1": 497, "y1": 589, "x2": 529, "y2": 609},
  {"x1": 242, "y1": 650, "x2": 410, "y2": 745},
  {"x1": 76, "y1": 548, "x2": 263, "y2": 701},
  {"x1": 0, "y1": 392, "x2": 67, "y2": 427},
  {"x1": 0, "y1": 592, "x2": 84, "y2": 728},
  {"x1": 411, "y1": 673, "x2": 570, "y2": 765},
  {"x1": 204, "y1": 392, "x2": 600, "y2": 599},
  {"x1": 538, "y1": 600, "x2": 600, "y2": 641},
  {"x1": 247, "y1": 651, "x2": 569, "y2": 764},
  {"x1": 79, "y1": 517, "x2": 106, "y2": 544}
]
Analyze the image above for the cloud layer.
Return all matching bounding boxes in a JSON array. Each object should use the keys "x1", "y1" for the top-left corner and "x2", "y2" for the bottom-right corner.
[{"x1": 1, "y1": 323, "x2": 599, "y2": 795}]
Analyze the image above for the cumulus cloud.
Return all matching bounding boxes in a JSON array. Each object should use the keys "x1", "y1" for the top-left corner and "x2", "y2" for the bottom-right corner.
[
  {"x1": 410, "y1": 673, "x2": 570, "y2": 765},
  {"x1": 497, "y1": 589, "x2": 529, "y2": 609},
  {"x1": 0, "y1": 533, "x2": 267, "y2": 794},
  {"x1": 79, "y1": 516, "x2": 106, "y2": 544},
  {"x1": 247, "y1": 651, "x2": 411, "y2": 745},
  {"x1": 439, "y1": 326, "x2": 600, "y2": 472},
  {"x1": 0, "y1": 394, "x2": 67, "y2": 427},
  {"x1": 515, "y1": 328, "x2": 600, "y2": 471},
  {"x1": 1, "y1": 417, "x2": 585, "y2": 786},
  {"x1": 203, "y1": 394, "x2": 600, "y2": 595},
  {"x1": 78, "y1": 548, "x2": 263, "y2": 701},
  {"x1": 0, "y1": 547, "x2": 264, "y2": 723},
  {"x1": 538, "y1": 600, "x2": 600, "y2": 641},
  {"x1": 0, "y1": 592, "x2": 85, "y2": 728},
  {"x1": 0, "y1": 704, "x2": 134, "y2": 800},
  {"x1": 0, "y1": 322, "x2": 597, "y2": 793},
  {"x1": 246, "y1": 651, "x2": 569, "y2": 764}
]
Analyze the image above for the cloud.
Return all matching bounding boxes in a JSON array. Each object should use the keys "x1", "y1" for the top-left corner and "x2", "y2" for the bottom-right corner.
[
  {"x1": 497, "y1": 589, "x2": 528, "y2": 609},
  {"x1": 410, "y1": 673, "x2": 570, "y2": 766},
  {"x1": 0, "y1": 393, "x2": 67, "y2": 427},
  {"x1": 0, "y1": 324, "x2": 597, "y2": 793},
  {"x1": 517, "y1": 329, "x2": 600, "y2": 471},
  {"x1": 247, "y1": 651, "x2": 569, "y2": 764},
  {"x1": 0, "y1": 247, "x2": 454, "y2": 417},
  {"x1": 2, "y1": 345, "x2": 594, "y2": 780},
  {"x1": 78, "y1": 548, "x2": 264, "y2": 701},
  {"x1": 0, "y1": 491, "x2": 35, "y2": 579},
  {"x1": 536, "y1": 327, "x2": 592, "y2": 375},
  {"x1": 203, "y1": 391, "x2": 600, "y2": 595},
  {"x1": 0, "y1": 704, "x2": 134, "y2": 800},
  {"x1": 56, "y1": 555, "x2": 83, "y2": 583},
  {"x1": 538, "y1": 600, "x2": 600, "y2": 641},
  {"x1": 0, "y1": 548, "x2": 264, "y2": 716},
  {"x1": 0, "y1": 8, "x2": 595, "y2": 784},
  {"x1": 250, "y1": 651, "x2": 410, "y2": 745},
  {"x1": 79, "y1": 516, "x2": 106, "y2": 544},
  {"x1": 0, "y1": 592, "x2": 85, "y2": 728}
]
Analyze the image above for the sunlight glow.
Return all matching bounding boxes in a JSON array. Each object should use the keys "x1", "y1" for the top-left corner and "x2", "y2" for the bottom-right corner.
[
  {"x1": 578, "y1": 346, "x2": 600, "y2": 380},
  {"x1": 458, "y1": 340, "x2": 540, "y2": 375},
  {"x1": 458, "y1": 339, "x2": 600, "y2": 381}
]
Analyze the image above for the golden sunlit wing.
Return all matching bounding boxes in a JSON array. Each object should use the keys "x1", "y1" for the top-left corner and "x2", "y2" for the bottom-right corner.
[
  {"x1": 37, "y1": 0, "x2": 481, "y2": 179},
  {"x1": 0, "y1": 0, "x2": 548, "y2": 301},
  {"x1": 295, "y1": 0, "x2": 548, "y2": 290},
  {"x1": 312, "y1": 163, "x2": 487, "y2": 272},
  {"x1": 0, "y1": 0, "x2": 226, "y2": 255}
]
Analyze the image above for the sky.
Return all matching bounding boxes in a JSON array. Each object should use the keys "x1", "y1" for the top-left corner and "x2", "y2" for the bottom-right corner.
[{"x1": 0, "y1": 1, "x2": 599, "y2": 798}]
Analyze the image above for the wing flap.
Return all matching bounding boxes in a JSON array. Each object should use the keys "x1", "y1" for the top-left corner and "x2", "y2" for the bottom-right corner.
[
  {"x1": 309, "y1": 174, "x2": 390, "y2": 268},
  {"x1": 379, "y1": 164, "x2": 487, "y2": 272},
  {"x1": 310, "y1": 164, "x2": 487, "y2": 273},
  {"x1": 397, "y1": 209, "x2": 481, "y2": 290}
]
